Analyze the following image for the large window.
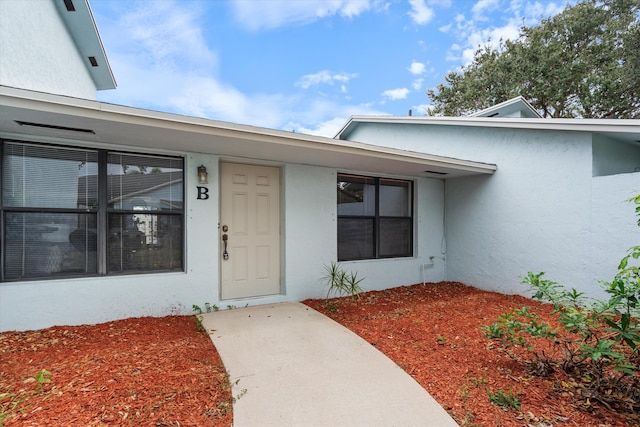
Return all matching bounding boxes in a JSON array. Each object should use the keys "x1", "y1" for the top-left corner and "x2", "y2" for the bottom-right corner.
[
  {"x1": 1, "y1": 141, "x2": 184, "y2": 281},
  {"x1": 337, "y1": 173, "x2": 413, "y2": 261}
]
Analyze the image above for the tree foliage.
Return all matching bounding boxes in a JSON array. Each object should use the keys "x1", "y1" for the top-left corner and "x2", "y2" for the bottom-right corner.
[{"x1": 427, "y1": 0, "x2": 640, "y2": 118}]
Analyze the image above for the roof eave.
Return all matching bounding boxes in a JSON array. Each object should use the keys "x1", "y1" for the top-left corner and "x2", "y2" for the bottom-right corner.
[
  {"x1": 54, "y1": 0, "x2": 117, "y2": 91},
  {"x1": 0, "y1": 86, "x2": 496, "y2": 179}
]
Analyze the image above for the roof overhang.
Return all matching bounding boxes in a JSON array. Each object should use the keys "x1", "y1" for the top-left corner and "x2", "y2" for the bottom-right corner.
[
  {"x1": 336, "y1": 115, "x2": 640, "y2": 146},
  {"x1": 0, "y1": 86, "x2": 496, "y2": 179},
  {"x1": 53, "y1": 0, "x2": 116, "y2": 90}
]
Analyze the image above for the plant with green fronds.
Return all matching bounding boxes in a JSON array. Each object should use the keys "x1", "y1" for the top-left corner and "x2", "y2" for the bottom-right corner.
[{"x1": 323, "y1": 262, "x2": 364, "y2": 300}]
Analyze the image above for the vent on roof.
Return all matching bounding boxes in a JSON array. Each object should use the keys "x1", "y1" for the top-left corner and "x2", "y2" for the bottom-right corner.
[
  {"x1": 88, "y1": 56, "x2": 98, "y2": 67},
  {"x1": 64, "y1": 0, "x2": 76, "y2": 12},
  {"x1": 424, "y1": 170, "x2": 448, "y2": 175},
  {"x1": 15, "y1": 121, "x2": 95, "y2": 134}
]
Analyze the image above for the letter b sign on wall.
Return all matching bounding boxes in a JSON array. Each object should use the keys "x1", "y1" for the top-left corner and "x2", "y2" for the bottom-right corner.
[{"x1": 197, "y1": 186, "x2": 209, "y2": 200}]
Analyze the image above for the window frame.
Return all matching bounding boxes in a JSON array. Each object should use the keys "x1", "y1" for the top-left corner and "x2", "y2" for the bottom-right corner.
[
  {"x1": 1, "y1": 139, "x2": 185, "y2": 282},
  {"x1": 337, "y1": 173, "x2": 414, "y2": 261}
]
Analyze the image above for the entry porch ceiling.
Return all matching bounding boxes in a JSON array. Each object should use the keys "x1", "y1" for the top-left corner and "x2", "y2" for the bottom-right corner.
[{"x1": 0, "y1": 87, "x2": 496, "y2": 178}]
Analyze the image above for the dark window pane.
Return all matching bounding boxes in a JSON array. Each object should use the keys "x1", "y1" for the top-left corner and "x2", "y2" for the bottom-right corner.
[
  {"x1": 338, "y1": 218, "x2": 374, "y2": 260},
  {"x1": 337, "y1": 174, "x2": 376, "y2": 216},
  {"x1": 107, "y1": 153, "x2": 183, "y2": 211},
  {"x1": 379, "y1": 218, "x2": 412, "y2": 257},
  {"x1": 380, "y1": 179, "x2": 411, "y2": 217},
  {"x1": 2, "y1": 141, "x2": 185, "y2": 281},
  {"x1": 108, "y1": 213, "x2": 183, "y2": 273},
  {"x1": 336, "y1": 174, "x2": 413, "y2": 260},
  {"x1": 2, "y1": 142, "x2": 98, "y2": 209},
  {"x1": 4, "y1": 212, "x2": 97, "y2": 279}
]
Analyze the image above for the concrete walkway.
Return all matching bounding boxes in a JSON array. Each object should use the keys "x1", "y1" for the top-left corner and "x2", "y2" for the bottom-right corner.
[{"x1": 200, "y1": 302, "x2": 458, "y2": 427}]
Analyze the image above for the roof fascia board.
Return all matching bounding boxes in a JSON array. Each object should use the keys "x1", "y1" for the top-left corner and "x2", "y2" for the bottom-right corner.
[{"x1": 336, "y1": 115, "x2": 640, "y2": 139}]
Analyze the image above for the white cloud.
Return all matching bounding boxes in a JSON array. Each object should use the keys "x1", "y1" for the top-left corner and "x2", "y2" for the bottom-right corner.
[
  {"x1": 408, "y1": 0, "x2": 435, "y2": 25},
  {"x1": 457, "y1": 20, "x2": 521, "y2": 64},
  {"x1": 117, "y1": 1, "x2": 216, "y2": 71},
  {"x1": 229, "y1": 0, "x2": 380, "y2": 31},
  {"x1": 96, "y1": 1, "x2": 218, "y2": 108},
  {"x1": 382, "y1": 88, "x2": 410, "y2": 100},
  {"x1": 412, "y1": 103, "x2": 433, "y2": 115},
  {"x1": 295, "y1": 71, "x2": 357, "y2": 89},
  {"x1": 412, "y1": 78, "x2": 424, "y2": 91},
  {"x1": 442, "y1": 0, "x2": 556, "y2": 67},
  {"x1": 171, "y1": 77, "x2": 309, "y2": 130},
  {"x1": 466, "y1": 21, "x2": 520, "y2": 49},
  {"x1": 472, "y1": 0, "x2": 500, "y2": 18},
  {"x1": 429, "y1": 0, "x2": 452, "y2": 6},
  {"x1": 408, "y1": 61, "x2": 426, "y2": 75},
  {"x1": 518, "y1": 1, "x2": 568, "y2": 26},
  {"x1": 288, "y1": 117, "x2": 349, "y2": 137}
]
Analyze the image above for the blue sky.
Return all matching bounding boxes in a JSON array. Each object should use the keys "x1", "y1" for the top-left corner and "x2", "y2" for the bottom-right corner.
[{"x1": 90, "y1": 0, "x2": 573, "y2": 137}]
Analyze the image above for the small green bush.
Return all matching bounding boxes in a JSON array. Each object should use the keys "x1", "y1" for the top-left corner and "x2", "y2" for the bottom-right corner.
[{"x1": 487, "y1": 388, "x2": 521, "y2": 411}]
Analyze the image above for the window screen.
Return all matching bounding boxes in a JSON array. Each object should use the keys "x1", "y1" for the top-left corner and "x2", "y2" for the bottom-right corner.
[
  {"x1": 1, "y1": 140, "x2": 184, "y2": 281},
  {"x1": 337, "y1": 174, "x2": 413, "y2": 261}
]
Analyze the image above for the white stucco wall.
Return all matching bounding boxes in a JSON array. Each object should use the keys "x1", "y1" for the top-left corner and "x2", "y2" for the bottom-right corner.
[
  {"x1": 0, "y1": 146, "x2": 446, "y2": 331},
  {"x1": 0, "y1": 0, "x2": 97, "y2": 99},
  {"x1": 282, "y1": 164, "x2": 337, "y2": 300},
  {"x1": 346, "y1": 123, "x2": 631, "y2": 300},
  {"x1": 589, "y1": 173, "x2": 640, "y2": 298}
]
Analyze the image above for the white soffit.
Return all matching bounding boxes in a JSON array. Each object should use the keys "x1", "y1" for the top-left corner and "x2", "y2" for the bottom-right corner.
[{"x1": 0, "y1": 87, "x2": 496, "y2": 178}]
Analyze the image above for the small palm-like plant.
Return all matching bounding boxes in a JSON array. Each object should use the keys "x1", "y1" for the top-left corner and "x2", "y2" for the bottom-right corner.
[{"x1": 323, "y1": 262, "x2": 364, "y2": 300}]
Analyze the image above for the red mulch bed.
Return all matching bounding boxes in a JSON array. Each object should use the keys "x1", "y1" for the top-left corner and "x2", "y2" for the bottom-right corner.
[
  {"x1": 1, "y1": 282, "x2": 636, "y2": 426},
  {"x1": 0, "y1": 316, "x2": 232, "y2": 426}
]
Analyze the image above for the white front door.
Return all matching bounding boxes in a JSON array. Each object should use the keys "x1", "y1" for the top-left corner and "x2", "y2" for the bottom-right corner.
[{"x1": 219, "y1": 162, "x2": 281, "y2": 300}]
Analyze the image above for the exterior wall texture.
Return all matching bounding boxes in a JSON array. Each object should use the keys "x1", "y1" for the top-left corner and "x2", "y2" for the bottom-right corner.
[
  {"x1": 592, "y1": 134, "x2": 640, "y2": 177},
  {"x1": 346, "y1": 122, "x2": 636, "y2": 300},
  {"x1": 0, "y1": 144, "x2": 446, "y2": 331},
  {"x1": 589, "y1": 173, "x2": 640, "y2": 295},
  {"x1": 0, "y1": 0, "x2": 97, "y2": 99}
]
